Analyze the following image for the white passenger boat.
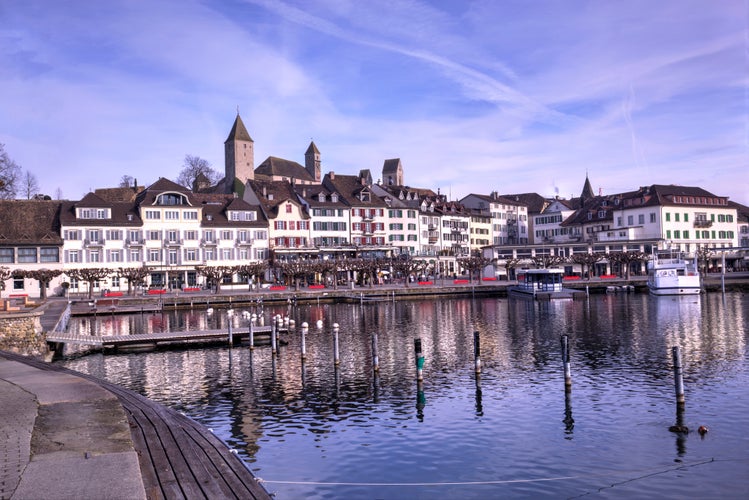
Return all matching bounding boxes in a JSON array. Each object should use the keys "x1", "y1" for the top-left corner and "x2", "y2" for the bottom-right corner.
[
  {"x1": 510, "y1": 269, "x2": 583, "y2": 300},
  {"x1": 647, "y1": 252, "x2": 701, "y2": 296}
]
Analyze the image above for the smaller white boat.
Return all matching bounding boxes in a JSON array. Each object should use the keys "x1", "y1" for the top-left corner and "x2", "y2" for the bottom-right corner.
[
  {"x1": 510, "y1": 269, "x2": 583, "y2": 300},
  {"x1": 647, "y1": 251, "x2": 701, "y2": 296}
]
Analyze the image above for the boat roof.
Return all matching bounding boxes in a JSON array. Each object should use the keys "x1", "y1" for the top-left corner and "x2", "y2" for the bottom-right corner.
[{"x1": 518, "y1": 268, "x2": 565, "y2": 274}]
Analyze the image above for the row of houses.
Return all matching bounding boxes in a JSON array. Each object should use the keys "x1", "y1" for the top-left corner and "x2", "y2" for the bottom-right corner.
[{"x1": 2, "y1": 114, "x2": 748, "y2": 297}]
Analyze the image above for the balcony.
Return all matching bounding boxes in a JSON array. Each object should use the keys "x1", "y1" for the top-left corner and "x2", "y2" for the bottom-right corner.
[
  {"x1": 125, "y1": 238, "x2": 144, "y2": 246},
  {"x1": 235, "y1": 238, "x2": 254, "y2": 246},
  {"x1": 200, "y1": 238, "x2": 219, "y2": 246},
  {"x1": 163, "y1": 239, "x2": 184, "y2": 246},
  {"x1": 84, "y1": 238, "x2": 105, "y2": 247},
  {"x1": 694, "y1": 219, "x2": 712, "y2": 228}
]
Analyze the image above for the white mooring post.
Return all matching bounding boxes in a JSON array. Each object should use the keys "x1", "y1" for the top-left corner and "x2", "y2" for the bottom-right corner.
[
  {"x1": 301, "y1": 322, "x2": 308, "y2": 360},
  {"x1": 372, "y1": 333, "x2": 380, "y2": 372},
  {"x1": 227, "y1": 309, "x2": 234, "y2": 347},
  {"x1": 333, "y1": 323, "x2": 340, "y2": 366},
  {"x1": 414, "y1": 338, "x2": 424, "y2": 382},
  {"x1": 672, "y1": 346, "x2": 685, "y2": 406},
  {"x1": 473, "y1": 331, "x2": 481, "y2": 375},
  {"x1": 561, "y1": 334, "x2": 572, "y2": 388}
]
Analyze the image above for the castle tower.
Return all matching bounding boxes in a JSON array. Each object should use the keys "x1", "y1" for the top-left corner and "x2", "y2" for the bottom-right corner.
[
  {"x1": 305, "y1": 141, "x2": 321, "y2": 182},
  {"x1": 382, "y1": 158, "x2": 403, "y2": 186},
  {"x1": 224, "y1": 113, "x2": 254, "y2": 187}
]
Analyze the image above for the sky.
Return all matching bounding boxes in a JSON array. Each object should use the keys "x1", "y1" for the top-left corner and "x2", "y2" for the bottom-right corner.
[{"x1": 1, "y1": 0, "x2": 747, "y2": 205}]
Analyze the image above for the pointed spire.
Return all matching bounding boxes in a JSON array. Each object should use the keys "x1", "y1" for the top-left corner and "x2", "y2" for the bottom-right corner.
[
  {"x1": 225, "y1": 113, "x2": 253, "y2": 143},
  {"x1": 580, "y1": 174, "x2": 594, "y2": 203}
]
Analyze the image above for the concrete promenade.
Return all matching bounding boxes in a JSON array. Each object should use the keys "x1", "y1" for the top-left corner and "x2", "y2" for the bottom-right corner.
[
  {"x1": 0, "y1": 351, "x2": 271, "y2": 500},
  {"x1": 0, "y1": 353, "x2": 146, "y2": 500}
]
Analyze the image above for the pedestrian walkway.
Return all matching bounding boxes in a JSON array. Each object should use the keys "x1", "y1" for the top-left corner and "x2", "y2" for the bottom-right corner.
[
  {"x1": 0, "y1": 351, "x2": 271, "y2": 500},
  {"x1": 0, "y1": 353, "x2": 146, "y2": 500}
]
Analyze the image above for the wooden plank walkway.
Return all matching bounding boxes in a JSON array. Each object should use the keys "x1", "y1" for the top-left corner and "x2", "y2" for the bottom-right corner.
[
  {"x1": 0, "y1": 352, "x2": 271, "y2": 499},
  {"x1": 47, "y1": 325, "x2": 282, "y2": 348}
]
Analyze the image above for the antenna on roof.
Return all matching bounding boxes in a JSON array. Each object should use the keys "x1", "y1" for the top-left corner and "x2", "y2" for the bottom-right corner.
[{"x1": 236, "y1": 105, "x2": 240, "y2": 115}]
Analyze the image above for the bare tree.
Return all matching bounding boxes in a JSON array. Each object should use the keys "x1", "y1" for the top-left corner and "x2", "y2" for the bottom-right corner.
[
  {"x1": 69, "y1": 268, "x2": 111, "y2": 299},
  {"x1": 607, "y1": 251, "x2": 648, "y2": 279},
  {"x1": 21, "y1": 170, "x2": 40, "y2": 200},
  {"x1": 457, "y1": 253, "x2": 492, "y2": 284},
  {"x1": 530, "y1": 254, "x2": 567, "y2": 269},
  {"x1": 177, "y1": 155, "x2": 220, "y2": 189},
  {"x1": 0, "y1": 266, "x2": 11, "y2": 291},
  {"x1": 569, "y1": 252, "x2": 605, "y2": 280},
  {"x1": 195, "y1": 265, "x2": 234, "y2": 293},
  {"x1": 391, "y1": 256, "x2": 428, "y2": 287},
  {"x1": 119, "y1": 175, "x2": 134, "y2": 188},
  {"x1": 696, "y1": 246, "x2": 714, "y2": 277},
  {"x1": 0, "y1": 143, "x2": 21, "y2": 200},
  {"x1": 236, "y1": 261, "x2": 269, "y2": 290},
  {"x1": 117, "y1": 265, "x2": 151, "y2": 295},
  {"x1": 20, "y1": 269, "x2": 62, "y2": 300}
]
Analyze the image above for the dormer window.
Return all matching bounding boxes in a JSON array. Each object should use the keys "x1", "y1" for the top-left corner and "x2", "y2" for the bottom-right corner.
[
  {"x1": 360, "y1": 191, "x2": 371, "y2": 202},
  {"x1": 78, "y1": 208, "x2": 111, "y2": 219},
  {"x1": 331, "y1": 193, "x2": 338, "y2": 203},
  {"x1": 318, "y1": 192, "x2": 326, "y2": 202},
  {"x1": 598, "y1": 210, "x2": 606, "y2": 218},
  {"x1": 156, "y1": 193, "x2": 188, "y2": 206}
]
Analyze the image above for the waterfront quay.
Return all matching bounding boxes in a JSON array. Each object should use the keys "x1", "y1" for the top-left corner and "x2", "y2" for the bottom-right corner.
[{"x1": 67, "y1": 271, "x2": 749, "y2": 313}]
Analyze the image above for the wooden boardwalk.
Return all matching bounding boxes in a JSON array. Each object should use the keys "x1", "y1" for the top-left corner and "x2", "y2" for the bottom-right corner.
[
  {"x1": 47, "y1": 325, "x2": 281, "y2": 349},
  {"x1": 0, "y1": 352, "x2": 271, "y2": 499}
]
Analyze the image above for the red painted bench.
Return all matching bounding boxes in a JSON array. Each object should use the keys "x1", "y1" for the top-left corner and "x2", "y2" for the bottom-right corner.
[
  {"x1": 147, "y1": 289, "x2": 167, "y2": 295},
  {"x1": 9, "y1": 294, "x2": 28, "y2": 298},
  {"x1": 482, "y1": 277, "x2": 497, "y2": 281},
  {"x1": 309, "y1": 284, "x2": 325, "y2": 289},
  {"x1": 417, "y1": 281, "x2": 433, "y2": 286},
  {"x1": 183, "y1": 287, "x2": 201, "y2": 292},
  {"x1": 563, "y1": 276, "x2": 581, "y2": 281},
  {"x1": 453, "y1": 279, "x2": 469, "y2": 284},
  {"x1": 600, "y1": 274, "x2": 618, "y2": 279},
  {"x1": 104, "y1": 291, "x2": 124, "y2": 297},
  {"x1": 269, "y1": 285, "x2": 286, "y2": 291}
]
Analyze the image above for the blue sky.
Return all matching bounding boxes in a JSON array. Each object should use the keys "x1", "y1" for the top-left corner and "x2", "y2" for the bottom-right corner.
[{"x1": 1, "y1": 0, "x2": 747, "y2": 205}]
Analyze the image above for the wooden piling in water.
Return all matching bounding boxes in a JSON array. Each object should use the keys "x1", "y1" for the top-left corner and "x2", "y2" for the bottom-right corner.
[
  {"x1": 271, "y1": 321, "x2": 277, "y2": 355},
  {"x1": 672, "y1": 346, "x2": 685, "y2": 406},
  {"x1": 473, "y1": 331, "x2": 481, "y2": 375},
  {"x1": 333, "y1": 323, "x2": 340, "y2": 365},
  {"x1": 372, "y1": 333, "x2": 380, "y2": 372},
  {"x1": 561, "y1": 334, "x2": 572, "y2": 388},
  {"x1": 300, "y1": 321, "x2": 308, "y2": 360},
  {"x1": 414, "y1": 338, "x2": 424, "y2": 381}
]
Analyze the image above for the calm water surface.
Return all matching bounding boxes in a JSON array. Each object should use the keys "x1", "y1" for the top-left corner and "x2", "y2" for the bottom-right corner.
[{"x1": 59, "y1": 293, "x2": 749, "y2": 499}]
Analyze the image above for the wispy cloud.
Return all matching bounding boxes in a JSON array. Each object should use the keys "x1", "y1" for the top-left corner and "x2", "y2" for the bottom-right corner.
[{"x1": 0, "y1": 0, "x2": 746, "y2": 205}]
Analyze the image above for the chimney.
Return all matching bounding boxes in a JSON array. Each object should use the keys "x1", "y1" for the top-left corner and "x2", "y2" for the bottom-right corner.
[{"x1": 329, "y1": 171, "x2": 335, "y2": 180}]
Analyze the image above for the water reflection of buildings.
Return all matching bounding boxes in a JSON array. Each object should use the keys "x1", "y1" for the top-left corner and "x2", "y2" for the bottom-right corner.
[{"x1": 61, "y1": 293, "x2": 747, "y2": 462}]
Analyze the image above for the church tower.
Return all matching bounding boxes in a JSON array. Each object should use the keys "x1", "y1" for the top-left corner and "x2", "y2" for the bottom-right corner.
[
  {"x1": 224, "y1": 113, "x2": 254, "y2": 188},
  {"x1": 305, "y1": 141, "x2": 321, "y2": 182},
  {"x1": 580, "y1": 174, "x2": 595, "y2": 204}
]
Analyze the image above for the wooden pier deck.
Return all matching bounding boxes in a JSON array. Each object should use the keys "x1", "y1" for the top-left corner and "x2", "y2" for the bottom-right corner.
[
  {"x1": 0, "y1": 351, "x2": 271, "y2": 499},
  {"x1": 47, "y1": 325, "x2": 283, "y2": 350}
]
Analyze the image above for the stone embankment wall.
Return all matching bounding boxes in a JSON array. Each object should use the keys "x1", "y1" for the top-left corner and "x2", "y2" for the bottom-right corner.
[{"x1": 0, "y1": 311, "x2": 48, "y2": 358}]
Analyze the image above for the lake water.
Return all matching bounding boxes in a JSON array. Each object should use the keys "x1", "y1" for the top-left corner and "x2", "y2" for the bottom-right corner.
[{"x1": 58, "y1": 292, "x2": 749, "y2": 499}]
